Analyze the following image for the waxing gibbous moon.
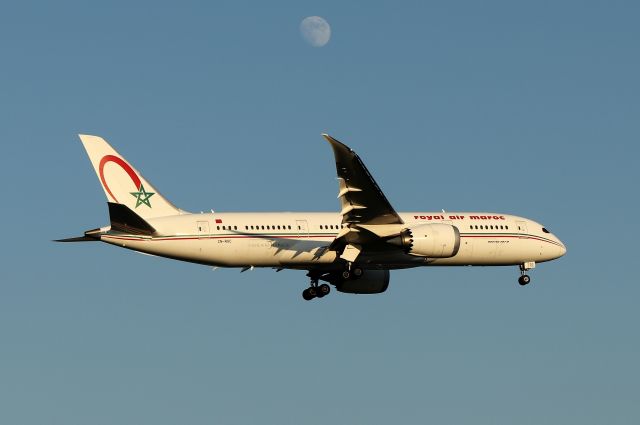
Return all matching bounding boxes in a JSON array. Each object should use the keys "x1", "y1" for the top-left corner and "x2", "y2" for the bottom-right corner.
[{"x1": 300, "y1": 16, "x2": 331, "y2": 47}]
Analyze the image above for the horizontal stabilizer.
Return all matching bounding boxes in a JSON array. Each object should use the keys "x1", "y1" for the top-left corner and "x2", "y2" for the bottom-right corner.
[
  {"x1": 108, "y1": 202, "x2": 156, "y2": 235},
  {"x1": 54, "y1": 227, "x2": 102, "y2": 242},
  {"x1": 54, "y1": 236, "x2": 99, "y2": 242}
]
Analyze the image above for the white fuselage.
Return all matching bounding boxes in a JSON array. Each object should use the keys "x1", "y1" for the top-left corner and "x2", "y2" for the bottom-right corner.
[{"x1": 99, "y1": 211, "x2": 566, "y2": 270}]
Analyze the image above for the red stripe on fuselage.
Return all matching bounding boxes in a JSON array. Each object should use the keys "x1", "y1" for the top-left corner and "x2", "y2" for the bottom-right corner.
[
  {"x1": 103, "y1": 233, "x2": 562, "y2": 247},
  {"x1": 103, "y1": 234, "x2": 337, "y2": 242}
]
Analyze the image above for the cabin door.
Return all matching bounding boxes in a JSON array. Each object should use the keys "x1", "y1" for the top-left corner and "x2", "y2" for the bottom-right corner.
[
  {"x1": 516, "y1": 221, "x2": 528, "y2": 234},
  {"x1": 296, "y1": 220, "x2": 309, "y2": 237},
  {"x1": 197, "y1": 221, "x2": 210, "y2": 239}
]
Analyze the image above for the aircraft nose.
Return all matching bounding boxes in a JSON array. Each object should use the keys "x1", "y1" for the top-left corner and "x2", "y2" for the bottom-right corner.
[{"x1": 558, "y1": 242, "x2": 567, "y2": 258}]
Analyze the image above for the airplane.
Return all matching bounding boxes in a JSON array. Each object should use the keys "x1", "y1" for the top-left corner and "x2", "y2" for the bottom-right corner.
[{"x1": 57, "y1": 134, "x2": 566, "y2": 300}]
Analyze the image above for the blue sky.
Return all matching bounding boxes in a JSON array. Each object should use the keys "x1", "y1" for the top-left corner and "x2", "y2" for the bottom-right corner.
[{"x1": 1, "y1": 1, "x2": 639, "y2": 424}]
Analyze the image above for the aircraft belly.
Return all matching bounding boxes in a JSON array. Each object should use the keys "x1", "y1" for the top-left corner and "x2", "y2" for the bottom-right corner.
[
  {"x1": 103, "y1": 235, "x2": 338, "y2": 268},
  {"x1": 429, "y1": 237, "x2": 533, "y2": 266}
]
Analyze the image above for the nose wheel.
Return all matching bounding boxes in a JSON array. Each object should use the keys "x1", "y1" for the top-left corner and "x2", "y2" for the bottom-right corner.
[{"x1": 518, "y1": 262, "x2": 535, "y2": 286}]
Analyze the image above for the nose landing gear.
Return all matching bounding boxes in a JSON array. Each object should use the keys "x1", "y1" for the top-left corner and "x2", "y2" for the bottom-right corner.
[{"x1": 518, "y1": 262, "x2": 535, "y2": 286}]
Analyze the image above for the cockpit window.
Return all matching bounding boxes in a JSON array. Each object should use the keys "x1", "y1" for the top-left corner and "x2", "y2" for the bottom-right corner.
[{"x1": 542, "y1": 227, "x2": 550, "y2": 233}]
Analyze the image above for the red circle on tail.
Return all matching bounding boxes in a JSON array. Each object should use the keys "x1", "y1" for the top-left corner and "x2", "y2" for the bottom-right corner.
[{"x1": 98, "y1": 155, "x2": 141, "y2": 203}]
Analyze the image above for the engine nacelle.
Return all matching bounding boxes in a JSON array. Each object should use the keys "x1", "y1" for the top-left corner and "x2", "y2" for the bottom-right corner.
[
  {"x1": 388, "y1": 223, "x2": 460, "y2": 258},
  {"x1": 336, "y1": 270, "x2": 390, "y2": 294}
]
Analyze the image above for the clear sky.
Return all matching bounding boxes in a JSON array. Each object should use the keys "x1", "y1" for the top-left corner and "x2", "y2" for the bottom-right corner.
[{"x1": 1, "y1": 1, "x2": 639, "y2": 424}]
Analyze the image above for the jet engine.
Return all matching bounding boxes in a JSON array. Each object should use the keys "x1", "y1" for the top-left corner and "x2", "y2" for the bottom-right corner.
[
  {"x1": 336, "y1": 270, "x2": 390, "y2": 294},
  {"x1": 388, "y1": 223, "x2": 460, "y2": 258}
]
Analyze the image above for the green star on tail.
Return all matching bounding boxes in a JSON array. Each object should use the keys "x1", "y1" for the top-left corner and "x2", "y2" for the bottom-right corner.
[{"x1": 130, "y1": 183, "x2": 155, "y2": 208}]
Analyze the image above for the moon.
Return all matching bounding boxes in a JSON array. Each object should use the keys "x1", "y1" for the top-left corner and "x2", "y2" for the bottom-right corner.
[{"x1": 300, "y1": 16, "x2": 331, "y2": 47}]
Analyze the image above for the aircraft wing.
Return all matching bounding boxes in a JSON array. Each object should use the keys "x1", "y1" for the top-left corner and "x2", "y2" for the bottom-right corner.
[
  {"x1": 323, "y1": 134, "x2": 405, "y2": 262},
  {"x1": 323, "y1": 134, "x2": 404, "y2": 226}
]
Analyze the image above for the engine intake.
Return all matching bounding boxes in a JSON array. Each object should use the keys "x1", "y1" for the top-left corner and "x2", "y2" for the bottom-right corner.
[{"x1": 388, "y1": 223, "x2": 460, "y2": 258}]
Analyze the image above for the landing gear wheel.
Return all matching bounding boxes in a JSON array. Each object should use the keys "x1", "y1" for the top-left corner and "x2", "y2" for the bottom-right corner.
[
  {"x1": 352, "y1": 267, "x2": 363, "y2": 278},
  {"x1": 302, "y1": 287, "x2": 317, "y2": 300},
  {"x1": 518, "y1": 275, "x2": 531, "y2": 286},
  {"x1": 317, "y1": 283, "x2": 331, "y2": 297},
  {"x1": 342, "y1": 270, "x2": 351, "y2": 279}
]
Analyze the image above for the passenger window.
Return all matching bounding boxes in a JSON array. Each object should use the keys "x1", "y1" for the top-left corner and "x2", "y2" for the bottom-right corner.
[
  {"x1": 234, "y1": 226, "x2": 237, "y2": 230},
  {"x1": 217, "y1": 226, "x2": 220, "y2": 230}
]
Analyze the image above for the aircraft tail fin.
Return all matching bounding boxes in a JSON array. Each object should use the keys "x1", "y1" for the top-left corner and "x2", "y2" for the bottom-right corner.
[{"x1": 78, "y1": 134, "x2": 182, "y2": 219}]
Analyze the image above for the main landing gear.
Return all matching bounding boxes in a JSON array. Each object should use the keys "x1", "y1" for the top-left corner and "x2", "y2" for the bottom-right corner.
[
  {"x1": 518, "y1": 262, "x2": 535, "y2": 286},
  {"x1": 302, "y1": 283, "x2": 330, "y2": 300},
  {"x1": 302, "y1": 273, "x2": 331, "y2": 301},
  {"x1": 302, "y1": 265, "x2": 364, "y2": 301}
]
